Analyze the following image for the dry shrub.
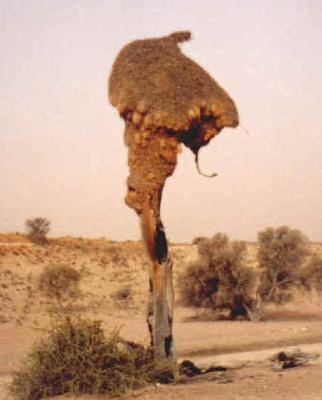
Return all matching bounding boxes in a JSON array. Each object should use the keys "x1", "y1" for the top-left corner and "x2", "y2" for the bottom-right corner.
[
  {"x1": 38, "y1": 264, "x2": 81, "y2": 302},
  {"x1": 180, "y1": 228, "x2": 310, "y2": 321},
  {"x1": 111, "y1": 286, "x2": 133, "y2": 310},
  {"x1": 301, "y1": 253, "x2": 322, "y2": 292},
  {"x1": 9, "y1": 316, "x2": 174, "y2": 400},
  {"x1": 25, "y1": 217, "x2": 50, "y2": 244},
  {"x1": 257, "y1": 226, "x2": 308, "y2": 305},
  {"x1": 178, "y1": 233, "x2": 256, "y2": 319}
]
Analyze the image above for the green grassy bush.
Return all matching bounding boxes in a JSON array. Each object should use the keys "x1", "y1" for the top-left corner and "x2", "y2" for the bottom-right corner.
[
  {"x1": 9, "y1": 316, "x2": 175, "y2": 400},
  {"x1": 178, "y1": 233, "x2": 256, "y2": 319},
  {"x1": 257, "y1": 226, "x2": 308, "y2": 305},
  {"x1": 300, "y1": 253, "x2": 322, "y2": 291}
]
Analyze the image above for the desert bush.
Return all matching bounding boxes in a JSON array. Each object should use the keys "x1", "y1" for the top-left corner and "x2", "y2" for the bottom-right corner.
[
  {"x1": 9, "y1": 316, "x2": 174, "y2": 400},
  {"x1": 251, "y1": 226, "x2": 309, "y2": 319},
  {"x1": 300, "y1": 254, "x2": 322, "y2": 292},
  {"x1": 25, "y1": 217, "x2": 50, "y2": 244},
  {"x1": 179, "y1": 233, "x2": 257, "y2": 319},
  {"x1": 38, "y1": 264, "x2": 81, "y2": 304}
]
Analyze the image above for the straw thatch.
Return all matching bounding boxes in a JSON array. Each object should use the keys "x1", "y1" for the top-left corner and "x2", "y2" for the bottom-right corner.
[
  {"x1": 109, "y1": 31, "x2": 239, "y2": 214},
  {"x1": 109, "y1": 31, "x2": 238, "y2": 152}
]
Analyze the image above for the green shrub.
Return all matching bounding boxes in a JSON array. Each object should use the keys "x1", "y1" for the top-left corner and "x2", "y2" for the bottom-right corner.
[
  {"x1": 179, "y1": 227, "x2": 310, "y2": 321},
  {"x1": 178, "y1": 233, "x2": 256, "y2": 319},
  {"x1": 300, "y1": 253, "x2": 322, "y2": 291},
  {"x1": 9, "y1": 316, "x2": 175, "y2": 400},
  {"x1": 257, "y1": 226, "x2": 308, "y2": 305}
]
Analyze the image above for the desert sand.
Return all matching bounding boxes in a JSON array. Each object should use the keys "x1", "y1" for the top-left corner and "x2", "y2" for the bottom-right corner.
[{"x1": 1, "y1": 234, "x2": 322, "y2": 400}]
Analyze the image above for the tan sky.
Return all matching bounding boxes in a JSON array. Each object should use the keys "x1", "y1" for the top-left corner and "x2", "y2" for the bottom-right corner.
[{"x1": 1, "y1": 0, "x2": 322, "y2": 242}]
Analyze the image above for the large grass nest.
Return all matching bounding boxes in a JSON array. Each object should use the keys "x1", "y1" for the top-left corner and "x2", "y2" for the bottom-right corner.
[
  {"x1": 9, "y1": 317, "x2": 175, "y2": 400},
  {"x1": 109, "y1": 31, "x2": 239, "y2": 214},
  {"x1": 109, "y1": 31, "x2": 238, "y2": 152}
]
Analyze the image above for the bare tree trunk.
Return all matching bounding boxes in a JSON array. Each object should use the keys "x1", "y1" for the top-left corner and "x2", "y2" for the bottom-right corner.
[
  {"x1": 245, "y1": 295, "x2": 265, "y2": 321},
  {"x1": 245, "y1": 273, "x2": 282, "y2": 322},
  {"x1": 141, "y1": 194, "x2": 176, "y2": 361}
]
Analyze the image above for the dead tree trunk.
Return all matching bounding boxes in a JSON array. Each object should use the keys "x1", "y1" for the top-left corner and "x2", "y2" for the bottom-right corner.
[{"x1": 141, "y1": 192, "x2": 176, "y2": 361}]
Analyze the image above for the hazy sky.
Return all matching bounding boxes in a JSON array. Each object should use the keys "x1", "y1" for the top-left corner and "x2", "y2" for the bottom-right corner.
[{"x1": 1, "y1": 0, "x2": 322, "y2": 242}]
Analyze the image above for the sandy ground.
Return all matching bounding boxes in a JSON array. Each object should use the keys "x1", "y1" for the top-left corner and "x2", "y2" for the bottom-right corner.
[{"x1": 1, "y1": 235, "x2": 322, "y2": 400}]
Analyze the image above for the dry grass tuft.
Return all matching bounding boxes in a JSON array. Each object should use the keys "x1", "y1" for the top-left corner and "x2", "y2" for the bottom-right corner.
[{"x1": 38, "y1": 264, "x2": 82, "y2": 303}]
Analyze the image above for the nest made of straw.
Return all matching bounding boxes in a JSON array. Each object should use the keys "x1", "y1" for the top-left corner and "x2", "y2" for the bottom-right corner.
[{"x1": 109, "y1": 31, "x2": 238, "y2": 144}]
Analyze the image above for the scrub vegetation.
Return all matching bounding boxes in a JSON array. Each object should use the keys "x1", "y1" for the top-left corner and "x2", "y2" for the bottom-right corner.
[
  {"x1": 179, "y1": 226, "x2": 318, "y2": 321},
  {"x1": 9, "y1": 316, "x2": 174, "y2": 400}
]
